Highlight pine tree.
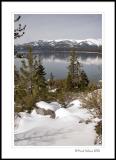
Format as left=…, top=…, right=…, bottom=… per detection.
left=67, top=49, right=81, bottom=90
left=34, top=56, right=47, bottom=100
left=14, top=65, right=20, bottom=85
left=15, top=47, right=47, bottom=112
left=20, top=47, right=34, bottom=96
left=66, top=73, right=73, bottom=91
left=49, top=72, right=54, bottom=89
left=15, top=47, right=34, bottom=111
left=14, top=65, right=21, bottom=103
left=66, top=49, right=89, bottom=91
left=79, top=70, right=89, bottom=90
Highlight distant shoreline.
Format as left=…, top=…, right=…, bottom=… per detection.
left=15, top=51, right=102, bottom=54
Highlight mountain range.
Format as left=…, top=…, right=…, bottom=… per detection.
left=15, top=39, right=102, bottom=53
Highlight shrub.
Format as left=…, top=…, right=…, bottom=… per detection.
left=82, top=89, right=102, bottom=117
left=87, top=82, right=98, bottom=92
left=95, top=121, right=102, bottom=135
left=14, top=105, right=24, bottom=113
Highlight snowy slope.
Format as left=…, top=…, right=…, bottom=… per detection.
left=86, top=38, right=102, bottom=46
left=15, top=38, right=102, bottom=53
left=37, top=39, right=102, bottom=46
left=35, top=101, right=60, bottom=111
left=14, top=100, right=99, bottom=146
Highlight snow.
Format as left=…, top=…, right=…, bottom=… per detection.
left=33, top=39, right=102, bottom=46
left=48, top=88, right=57, bottom=93
left=93, top=117, right=101, bottom=123
left=53, top=39, right=75, bottom=42
left=49, top=102, right=61, bottom=110
left=75, top=39, right=102, bottom=46
left=14, top=100, right=99, bottom=146
left=67, top=99, right=81, bottom=108
left=33, top=42, right=38, bottom=46
left=55, top=108, right=71, bottom=118
left=35, top=101, right=58, bottom=111
left=16, top=38, right=102, bottom=48
left=86, top=38, right=102, bottom=46
left=31, top=109, right=38, bottom=116
left=49, top=39, right=102, bottom=46
left=76, top=39, right=102, bottom=46
left=15, top=111, right=51, bottom=134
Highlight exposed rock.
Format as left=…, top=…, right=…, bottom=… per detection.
left=79, top=119, right=85, bottom=123
left=85, top=119, right=92, bottom=124
left=35, top=106, right=56, bottom=119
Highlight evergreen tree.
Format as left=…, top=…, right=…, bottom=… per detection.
left=66, top=73, right=73, bottom=91
left=34, top=56, right=47, bottom=100
left=66, top=49, right=89, bottom=91
left=79, top=70, right=89, bottom=90
left=49, top=72, right=54, bottom=89
left=15, top=47, right=35, bottom=111
left=67, top=49, right=81, bottom=89
left=14, top=65, right=20, bottom=85
left=20, top=47, right=34, bottom=96
left=14, top=65, right=21, bottom=103
left=15, top=47, right=47, bottom=112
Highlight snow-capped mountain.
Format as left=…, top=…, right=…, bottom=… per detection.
left=21, top=39, right=102, bottom=47
left=76, top=39, right=102, bottom=46
left=15, top=39, right=102, bottom=53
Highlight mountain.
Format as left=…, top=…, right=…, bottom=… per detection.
left=15, top=39, right=102, bottom=54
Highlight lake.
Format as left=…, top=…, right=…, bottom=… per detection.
left=15, top=51, right=102, bottom=82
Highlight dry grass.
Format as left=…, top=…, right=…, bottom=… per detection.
left=81, top=89, right=102, bottom=117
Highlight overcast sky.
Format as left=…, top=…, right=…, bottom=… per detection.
left=14, top=14, right=102, bottom=44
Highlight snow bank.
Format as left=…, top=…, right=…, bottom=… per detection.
left=55, top=108, right=71, bottom=118
left=93, top=117, right=101, bottom=123
left=67, top=100, right=81, bottom=108
left=14, top=114, right=21, bottom=130
left=67, top=106, right=93, bottom=120
left=36, top=101, right=58, bottom=111
left=49, top=102, right=61, bottom=110
left=14, top=111, right=51, bottom=134
left=14, top=99, right=99, bottom=146
left=31, top=109, right=37, bottom=116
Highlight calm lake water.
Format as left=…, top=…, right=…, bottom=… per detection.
left=15, top=52, right=102, bottom=82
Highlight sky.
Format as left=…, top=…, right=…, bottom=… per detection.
left=14, top=14, right=102, bottom=44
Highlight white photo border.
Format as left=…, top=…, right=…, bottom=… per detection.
left=2, top=1, right=115, bottom=159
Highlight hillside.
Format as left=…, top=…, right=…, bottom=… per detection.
left=15, top=39, right=102, bottom=53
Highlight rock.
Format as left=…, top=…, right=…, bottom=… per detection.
left=35, top=106, right=56, bottom=119
left=79, top=120, right=85, bottom=123
left=85, top=119, right=92, bottom=124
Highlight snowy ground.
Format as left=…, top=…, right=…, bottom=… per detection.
left=14, top=100, right=100, bottom=146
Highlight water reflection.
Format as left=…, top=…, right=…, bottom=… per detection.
left=15, top=52, right=102, bottom=82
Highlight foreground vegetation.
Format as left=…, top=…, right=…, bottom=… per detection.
left=15, top=48, right=93, bottom=112
left=14, top=48, right=102, bottom=112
